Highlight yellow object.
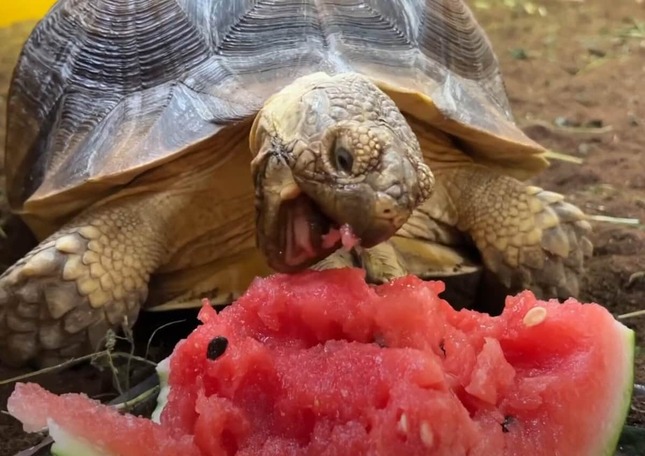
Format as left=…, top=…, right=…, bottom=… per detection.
left=0, top=0, right=57, bottom=28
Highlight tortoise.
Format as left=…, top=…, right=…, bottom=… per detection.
left=0, top=0, right=592, bottom=367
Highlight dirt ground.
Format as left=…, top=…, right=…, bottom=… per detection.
left=0, top=0, right=644, bottom=454
left=475, top=0, right=645, bottom=428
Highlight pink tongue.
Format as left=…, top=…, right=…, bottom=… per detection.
left=321, top=223, right=361, bottom=251
left=294, top=209, right=316, bottom=257
left=285, top=202, right=317, bottom=267
left=287, top=205, right=362, bottom=266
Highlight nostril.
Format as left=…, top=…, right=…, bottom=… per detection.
left=375, top=194, right=404, bottom=219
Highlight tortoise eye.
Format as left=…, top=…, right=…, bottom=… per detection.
left=333, top=146, right=354, bottom=174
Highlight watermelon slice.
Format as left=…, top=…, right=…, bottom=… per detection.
left=8, top=268, right=634, bottom=456
left=7, top=382, right=201, bottom=456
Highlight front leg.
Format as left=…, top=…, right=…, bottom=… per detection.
left=425, top=165, right=593, bottom=299
left=311, top=242, right=408, bottom=284
left=0, top=195, right=171, bottom=367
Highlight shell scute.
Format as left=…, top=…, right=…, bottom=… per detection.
left=6, top=0, right=545, bottom=222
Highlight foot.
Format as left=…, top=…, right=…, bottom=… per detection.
left=0, top=201, right=167, bottom=367
left=311, top=242, right=407, bottom=284
left=434, top=166, right=592, bottom=299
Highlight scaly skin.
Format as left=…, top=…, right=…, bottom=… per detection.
left=0, top=194, right=172, bottom=367
left=320, top=164, right=593, bottom=304
left=429, top=165, right=593, bottom=298
left=0, top=72, right=432, bottom=367
left=315, top=128, right=593, bottom=305
left=250, top=72, right=433, bottom=271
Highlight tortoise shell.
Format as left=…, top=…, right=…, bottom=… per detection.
left=5, top=0, right=547, bottom=232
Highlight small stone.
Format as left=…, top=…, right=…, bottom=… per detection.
left=554, top=116, right=572, bottom=127
left=577, top=143, right=591, bottom=155
left=583, top=119, right=604, bottom=128
left=629, top=115, right=640, bottom=127
left=587, top=47, right=606, bottom=58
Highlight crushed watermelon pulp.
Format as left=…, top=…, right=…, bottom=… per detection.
left=8, top=268, right=634, bottom=456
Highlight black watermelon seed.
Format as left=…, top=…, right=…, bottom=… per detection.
left=502, top=415, right=515, bottom=433
left=439, top=340, right=446, bottom=357
left=206, top=336, right=229, bottom=360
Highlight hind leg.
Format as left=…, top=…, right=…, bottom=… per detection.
left=0, top=196, right=170, bottom=367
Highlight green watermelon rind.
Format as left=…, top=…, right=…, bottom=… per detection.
left=602, top=321, right=635, bottom=456
left=35, top=358, right=173, bottom=456
left=151, top=356, right=171, bottom=423
left=48, top=419, right=110, bottom=456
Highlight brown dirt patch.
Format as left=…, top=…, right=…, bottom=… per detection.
left=1, top=0, right=644, bottom=454
left=476, top=0, right=645, bottom=426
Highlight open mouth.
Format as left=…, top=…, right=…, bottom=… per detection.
left=279, top=189, right=361, bottom=269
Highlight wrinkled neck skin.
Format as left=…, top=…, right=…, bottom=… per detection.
left=249, top=72, right=433, bottom=273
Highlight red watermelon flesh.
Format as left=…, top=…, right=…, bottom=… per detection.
left=8, top=268, right=633, bottom=456
left=8, top=382, right=201, bottom=456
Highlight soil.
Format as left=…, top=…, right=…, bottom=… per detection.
left=0, top=1, right=644, bottom=454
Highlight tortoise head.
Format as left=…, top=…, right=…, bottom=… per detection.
left=249, top=72, right=434, bottom=273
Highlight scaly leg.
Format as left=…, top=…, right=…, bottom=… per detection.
left=311, top=243, right=407, bottom=284
left=0, top=195, right=171, bottom=367
left=425, top=165, right=593, bottom=299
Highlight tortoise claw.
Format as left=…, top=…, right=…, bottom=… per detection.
left=0, top=227, right=147, bottom=368
left=485, top=187, right=593, bottom=300
left=311, top=241, right=408, bottom=284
